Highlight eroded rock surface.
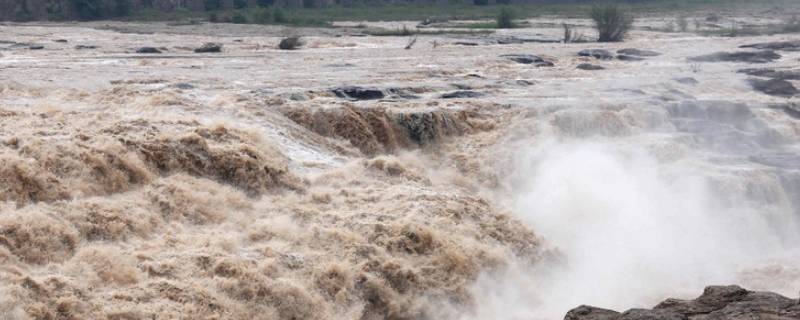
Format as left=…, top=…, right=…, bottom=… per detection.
left=565, top=285, right=800, bottom=320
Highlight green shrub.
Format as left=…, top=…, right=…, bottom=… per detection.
left=113, top=0, right=131, bottom=17
left=590, top=4, right=634, bottom=42
left=496, top=7, right=515, bottom=29
left=473, top=0, right=488, bottom=6
left=232, top=12, right=248, bottom=24
left=234, top=0, right=249, bottom=9
left=250, top=7, right=272, bottom=24
left=257, top=0, right=274, bottom=6
left=204, top=0, right=222, bottom=11
left=209, top=12, right=219, bottom=22
left=14, top=2, right=33, bottom=22
left=273, top=8, right=288, bottom=23
left=70, top=0, right=106, bottom=20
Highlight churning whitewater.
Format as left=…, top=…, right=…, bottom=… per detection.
left=1, top=6, right=800, bottom=320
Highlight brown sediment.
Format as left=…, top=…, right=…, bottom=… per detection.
left=0, top=118, right=300, bottom=207
left=280, top=103, right=482, bottom=156
left=0, top=85, right=541, bottom=319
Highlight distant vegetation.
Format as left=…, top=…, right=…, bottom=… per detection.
left=496, top=7, right=515, bottom=29
left=590, top=4, right=633, bottom=42
left=699, top=14, right=800, bottom=37
left=69, top=0, right=132, bottom=20
left=6, top=0, right=799, bottom=29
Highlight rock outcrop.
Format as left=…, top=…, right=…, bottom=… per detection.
left=332, top=86, right=386, bottom=101
left=565, top=285, right=800, bottom=320
left=739, top=68, right=800, bottom=81
left=194, top=42, right=222, bottom=53
left=741, top=41, right=800, bottom=51
left=577, top=63, right=605, bottom=70
left=502, top=54, right=555, bottom=67
left=748, top=78, right=799, bottom=97
left=579, top=49, right=614, bottom=60
left=688, top=51, right=781, bottom=63
left=617, top=48, right=661, bottom=57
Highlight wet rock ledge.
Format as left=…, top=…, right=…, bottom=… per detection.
left=565, top=285, right=800, bottom=320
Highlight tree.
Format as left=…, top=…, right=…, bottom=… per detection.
left=204, top=0, right=222, bottom=11
left=590, top=4, right=634, bottom=42
left=496, top=7, right=515, bottom=29
left=70, top=0, right=106, bottom=20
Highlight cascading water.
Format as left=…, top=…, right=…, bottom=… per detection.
left=469, top=100, right=800, bottom=319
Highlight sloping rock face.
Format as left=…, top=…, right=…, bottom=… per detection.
left=565, top=285, right=800, bottom=320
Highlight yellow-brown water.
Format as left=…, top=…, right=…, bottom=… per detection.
left=1, top=13, right=800, bottom=319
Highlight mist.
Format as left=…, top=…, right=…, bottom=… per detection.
left=465, top=103, right=800, bottom=319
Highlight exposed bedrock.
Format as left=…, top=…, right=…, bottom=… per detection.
left=741, top=41, right=800, bottom=51
left=565, top=285, right=800, bottom=320
left=688, top=51, right=781, bottom=63
left=748, top=78, right=799, bottom=97
left=578, top=49, right=615, bottom=60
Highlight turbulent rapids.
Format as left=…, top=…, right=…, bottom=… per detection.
left=1, top=7, right=800, bottom=320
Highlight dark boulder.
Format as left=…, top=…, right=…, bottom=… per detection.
left=738, top=68, right=800, bottom=81
left=453, top=41, right=479, bottom=46
left=53, top=39, right=68, bottom=43
left=29, top=45, right=44, bottom=50
left=136, top=47, right=162, bottom=54
left=565, top=285, right=800, bottom=320
left=748, top=78, right=799, bottom=97
left=174, top=83, right=195, bottom=90
left=741, top=40, right=800, bottom=51
left=565, top=305, right=620, bottom=320
left=386, top=88, right=421, bottom=99
left=617, top=54, right=646, bottom=61
left=617, top=48, right=661, bottom=57
left=688, top=51, right=781, bottom=63
left=739, top=68, right=778, bottom=77
left=618, top=309, right=686, bottom=320
left=279, top=37, right=304, bottom=50
left=194, top=42, right=222, bottom=53
left=502, top=54, right=555, bottom=67
left=332, top=86, right=385, bottom=100
left=578, top=49, right=614, bottom=60
left=577, top=63, right=605, bottom=70
left=673, top=77, right=699, bottom=85
left=496, top=37, right=525, bottom=45
left=769, top=103, right=800, bottom=119
left=440, top=90, right=484, bottom=99
left=75, top=45, right=98, bottom=50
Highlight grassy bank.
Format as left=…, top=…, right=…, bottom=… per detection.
left=123, top=0, right=796, bottom=26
